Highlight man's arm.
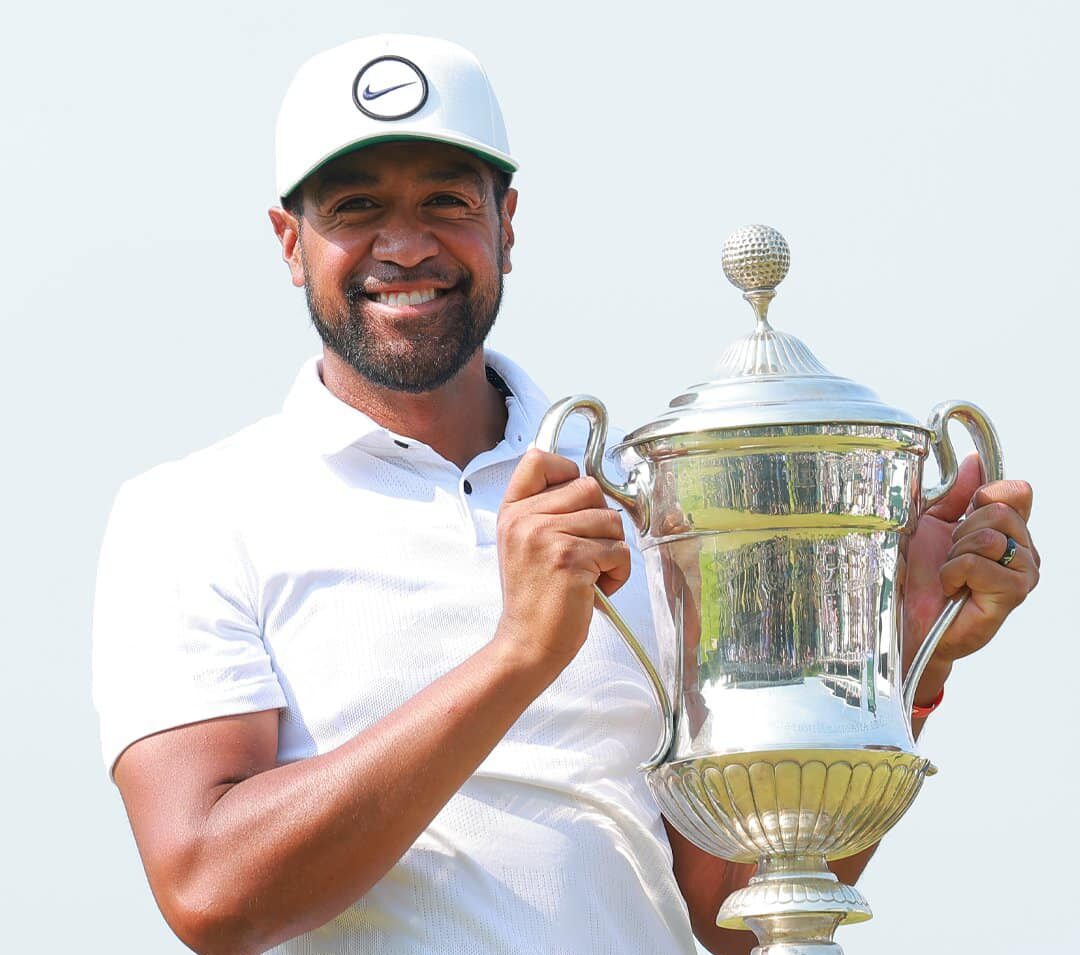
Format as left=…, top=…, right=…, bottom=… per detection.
left=114, top=450, right=631, bottom=955
left=668, top=461, right=1038, bottom=953
left=119, top=641, right=554, bottom=955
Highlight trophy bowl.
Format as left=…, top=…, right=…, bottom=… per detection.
left=534, top=225, right=1003, bottom=954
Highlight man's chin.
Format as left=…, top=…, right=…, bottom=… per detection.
left=309, top=287, right=500, bottom=394
left=334, top=341, right=484, bottom=394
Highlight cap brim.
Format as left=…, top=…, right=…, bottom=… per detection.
left=280, top=130, right=518, bottom=202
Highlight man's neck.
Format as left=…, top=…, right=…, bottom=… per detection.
left=319, top=349, right=509, bottom=470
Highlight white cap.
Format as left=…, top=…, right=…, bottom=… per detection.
left=275, top=34, right=518, bottom=201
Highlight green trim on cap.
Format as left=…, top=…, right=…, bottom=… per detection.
left=280, top=132, right=517, bottom=202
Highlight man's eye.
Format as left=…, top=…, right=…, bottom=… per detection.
left=428, top=194, right=467, bottom=207
left=337, top=197, right=377, bottom=212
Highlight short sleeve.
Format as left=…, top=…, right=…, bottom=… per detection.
left=91, top=468, right=287, bottom=780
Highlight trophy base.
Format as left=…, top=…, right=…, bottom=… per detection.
left=647, top=748, right=935, bottom=863
left=646, top=749, right=934, bottom=953
left=716, top=855, right=871, bottom=955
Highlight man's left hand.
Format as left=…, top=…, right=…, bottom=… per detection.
left=902, top=453, right=1040, bottom=705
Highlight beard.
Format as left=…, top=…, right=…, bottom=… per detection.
left=302, top=244, right=504, bottom=394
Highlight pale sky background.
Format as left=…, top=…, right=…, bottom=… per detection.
left=3, top=2, right=1077, bottom=952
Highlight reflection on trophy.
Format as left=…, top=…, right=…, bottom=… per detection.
left=534, top=225, right=1004, bottom=954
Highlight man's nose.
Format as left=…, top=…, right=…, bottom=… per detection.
left=371, top=215, right=440, bottom=268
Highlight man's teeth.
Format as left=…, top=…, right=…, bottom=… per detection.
left=375, top=289, right=440, bottom=306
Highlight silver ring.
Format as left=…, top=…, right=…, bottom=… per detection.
left=999, top=535, right=1018, bottom=567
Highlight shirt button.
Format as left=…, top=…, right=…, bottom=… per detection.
left=463, top=480, right=473, bottom=495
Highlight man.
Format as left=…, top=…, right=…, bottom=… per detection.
left=92, top=34, right=1039, bottom=955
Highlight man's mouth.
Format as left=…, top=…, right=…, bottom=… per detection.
left=366, top=287, right=448, bottom=307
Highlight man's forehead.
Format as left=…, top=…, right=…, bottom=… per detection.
left=310, top=142, right=491, bottom=196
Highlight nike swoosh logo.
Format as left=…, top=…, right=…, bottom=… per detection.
left=362, top=81, right=417, bottom=101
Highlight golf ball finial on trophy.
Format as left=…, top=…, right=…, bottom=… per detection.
left=534, top=225, right=1004, bottom=953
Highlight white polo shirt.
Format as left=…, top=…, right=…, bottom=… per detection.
left=91, top=350, right=697, bottom=955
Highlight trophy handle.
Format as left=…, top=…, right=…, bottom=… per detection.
left=533, top=396, right=673, bottom=770
left=533, top=395, right=651, bottom=532
left=903, top=401, right=1005, bottom=716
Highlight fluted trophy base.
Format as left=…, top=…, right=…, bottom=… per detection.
left=646, top=749, right=935, bottom=954
left=716, top=855, right=870, bottom=954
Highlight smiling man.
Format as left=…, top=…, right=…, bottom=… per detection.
left=297, top=146, right=511, bottom=396
left=91, top=34, right=1040, bottom=955
left=282, top=140, right=517, bottom=467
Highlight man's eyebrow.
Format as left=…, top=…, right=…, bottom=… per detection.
left=314, top=170, right=380, bottom=201
left=419, top=165, right=486, bottom=191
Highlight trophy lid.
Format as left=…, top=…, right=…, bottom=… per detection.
left=622, top=225, right=921, bottom=448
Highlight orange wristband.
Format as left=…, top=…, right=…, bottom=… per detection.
left=911, top=686, right=944, bottom=720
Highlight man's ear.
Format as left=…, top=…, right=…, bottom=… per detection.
left=500, top=187, right=518, bottom=274
left=268, top=206, right=306, bottom=287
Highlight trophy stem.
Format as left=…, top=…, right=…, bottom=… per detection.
left=742, top=288, right=776, bottom=328
left=716, top=855, right=872, bottom=955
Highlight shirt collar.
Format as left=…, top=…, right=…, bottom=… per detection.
left=281, top=349, right=552, bottom=460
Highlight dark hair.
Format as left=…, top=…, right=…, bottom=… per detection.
left=282, top=160, right=512, bottom=219
left=282, top=188, right=304, bottom=218
left=491, top=166, right=512, bottom=207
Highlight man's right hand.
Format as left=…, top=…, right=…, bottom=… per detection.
left=495, top=449, right=631, bottom=674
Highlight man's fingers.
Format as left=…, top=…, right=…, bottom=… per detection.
left=940, top=547, right=1038, bottom=601
left=971, top=478, right=1034, bottom=524
left=503, top=449, right=581, bottom=504
left=593, top=540, right=632, bottom=596
left=503, top=452, right=614, bottom=515
left=518, top=477, right=609, bottom=516
left=947, top=528, right=1038, bottom=584
left=950, top=477, right=1038, bottom=568
left=935, top=543, right=1038, bottom=661
left=547, top=509, right=626, bottom=541
left=952, top=501, right=1033, bottom=552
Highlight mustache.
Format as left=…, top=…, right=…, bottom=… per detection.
left=345, top=267, right=466, bottom=304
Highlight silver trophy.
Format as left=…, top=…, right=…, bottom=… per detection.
left=534, top=225, right=1003, bottom=954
